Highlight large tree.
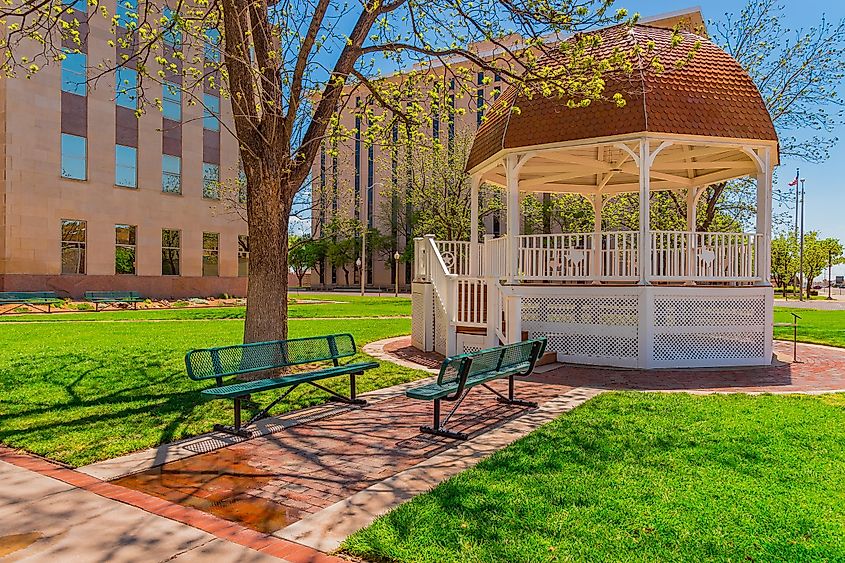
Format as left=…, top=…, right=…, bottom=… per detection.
left=704, top=0, right=845, bottom=231
left=0, top=0, right=676, bottom=343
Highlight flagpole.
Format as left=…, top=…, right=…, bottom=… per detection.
left=799, top=178, right=806, bottom=301
left=793, top=168, right=800, bottom=239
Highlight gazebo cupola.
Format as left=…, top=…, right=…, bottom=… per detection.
left=412, top=23, right=779, bottom=370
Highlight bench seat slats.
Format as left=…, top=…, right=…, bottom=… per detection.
left=84, top=291, right=143, bottom=302
left=0, top=291, right=61, bottom=304
left=201, top=361, right=379, bottom=398
left=406, top=363, right=530, bottom=400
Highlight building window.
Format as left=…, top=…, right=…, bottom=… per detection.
left=202, top=162, right=219, bottom=199
left=61, top=133, right=87, bottom=180
left=204, top=28, right=221, bottom=62
left=161, top=229, right=180, bottom=275
left=115, top=224, right=137, bottom=274
left=237, top=165, right=247, bottom=204
left=162, top=154, right=181, bottom=194
left=65, top=0, right=87, bottom=12
left=161, top=7, right=182, bottom=48
left=116, top=0, right=137, bottom=26
left=115, top=67, right=138, bottom=109
left=115, top=145, right=137, bottom=188
left=238, top=235, right=249, bottom=277
left=203, top=93, right=220, bottom=131
left=476, top=88, right=484, bottom=127
left=162, top=81, right=181, bottom=121
left=61, top=51, right=87, bottom=96
left=61, top=219, right=86, bottom=274
left=203, top=232, right=219, bottom=276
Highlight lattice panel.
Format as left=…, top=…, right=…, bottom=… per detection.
left=653, top=296, right=766, bottom=327
left=457, top=333, right=487, bottom=355
left=521, top=296, right=639, bottom=326
left=540, top=332, right=639, bottom=359
left=653, top=332, right=765, bottom=362
left=411, top=289, right=427, bottom=350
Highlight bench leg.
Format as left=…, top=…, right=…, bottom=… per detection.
left=486, top=376, right=538, bottom=408
left=420, top=398, right=469, bottom=440
left=309, top=379, right=367, bottom=406
left=213, top=397, right=252, bottom=438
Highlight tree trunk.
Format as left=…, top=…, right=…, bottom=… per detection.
left=243, top=164, right=290, bottom=345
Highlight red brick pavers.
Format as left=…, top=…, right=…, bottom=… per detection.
left=0, top=446, right=344, bottom=562
left=114, top=377, right=571, bottom=532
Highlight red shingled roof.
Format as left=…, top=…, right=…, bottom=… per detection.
left=467, top=25, right=778, bottom=171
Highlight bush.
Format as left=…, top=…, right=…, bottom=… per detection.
left=172, top=300, right=190, bottom=308
left=73, top=303, right=94, bottom=311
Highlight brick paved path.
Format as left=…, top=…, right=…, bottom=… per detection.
left=115, top=377, right=571, bottom=534
left=110, top=337, right=845, bottom=545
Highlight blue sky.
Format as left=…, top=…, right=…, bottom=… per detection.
left=628, top=1, right=845, bottom=277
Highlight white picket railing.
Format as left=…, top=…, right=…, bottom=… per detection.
left=484, top=235, right=509, bottom=280
left=650, top=231, right=690, bottom=280
left=601, top=231, right=639, bottom=281
left=455, top=277, right=487, bottom=326
left=694, top=232, right=759, bottom=281
left=518, top=233, right=593, bottom=280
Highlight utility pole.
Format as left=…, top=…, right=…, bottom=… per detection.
left=799, top=178, right=805, bottom=301
left=829, top=248, right=834, bottom=300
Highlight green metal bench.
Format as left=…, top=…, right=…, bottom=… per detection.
left=0, top=291, right=61, bottom=314
left=185, top=333, right=378, bottom=437
left=406, top=338, right=547, bottom=440
left=84, top=290, right=144, bottom=311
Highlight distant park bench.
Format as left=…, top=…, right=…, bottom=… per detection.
left=0, top=291, right=61, bottom=314
left=84, top=291, right=144, bottom=311
left=185, top=333, right=378, bottom=437
left=406, top=338, right=547, bottom=440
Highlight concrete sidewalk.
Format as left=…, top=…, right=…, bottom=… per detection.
left=0, top=460, right=284, bottom=562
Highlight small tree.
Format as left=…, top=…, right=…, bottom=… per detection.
left=771, top=233, right=799, bottom=298
left=288, top=236, right=319, bottom=288
left=801, top=233, right=845, bottom=298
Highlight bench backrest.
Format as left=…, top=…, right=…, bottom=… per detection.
left=185, top=333, right=358, bottom=381
left=84, top=291, right=141, bottom=299
left=0, top=291, right=59, bottom=300
left=436, top=338, right=547, bottom=388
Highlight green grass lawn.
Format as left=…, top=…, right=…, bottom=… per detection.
left=0, top=316, right=422, bottom=467
left=774, top=307, right=845, bottom=348
left=345, top=392, right=845, bottom=562
left=0, top=294, right=411, bottom=322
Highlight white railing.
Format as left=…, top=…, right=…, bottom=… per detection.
left=455, top=277, right=487, bottom=326
left=601, top=231, right=639, bottom=280
left=413, top=237, right=430, bottom=282
left=650, top=231, right=690, bottom=280
left=694, top=232, right=759, bottom=281
left=435, top=241, right=472, bottom=276
left=518, top=233, right=593, bottom=280
left=484, top=235, right=509, bottom=279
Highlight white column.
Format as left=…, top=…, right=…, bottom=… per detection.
left=469, top=175, right=481, bottom=276
left=505, top=155, right=520, bottom=284
left=591, top=194, right=602, bottom=284
left=686, top=187, right=699, bottom=283
left=638, top=139, right=651, bottom=285
left=756, top=148, right=773, bottom=285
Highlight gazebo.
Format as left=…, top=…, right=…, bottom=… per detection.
left=411, top=24, right=778, bottom=369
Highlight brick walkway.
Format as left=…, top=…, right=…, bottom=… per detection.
left=114, top=377, right=571, bottom=534
left=99, top=337, right=845, bottom=552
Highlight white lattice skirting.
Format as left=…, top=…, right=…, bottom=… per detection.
left=519, top=286, right=773, bottom=369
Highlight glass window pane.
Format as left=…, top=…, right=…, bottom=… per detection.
left=203, top=94, right=220, bottom=131
left=162, top=229, right=180, bottom=276
left=115, top=67, right=138, bottom=108
left=66, top=0, right=87, bottom=12
left=162, top=81, right=181, bottom=121
left=202, top=163, right=219, bottom=199
left=116, top=0, right=137, bottom=26
left=162, top=7, right=182, bottom=48
left=161, top=154, right=181, bottom=194
left=115, top=224, right=137, bottom=275
left=202, top=232, right=219, bottom=277
left=61, top=220, right=86, bottom=274
left=115, top=145, right=137, bottom=187
left=204, top=28, right=221, bottom=62
left=238, top=235, right=249, bottom=277
left=61, top=52, right=86, bottom=96
left=61, top=134, right=87, bottom=180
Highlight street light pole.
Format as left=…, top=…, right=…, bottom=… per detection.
left=829, top=249, right=834, bottom=300
left=360, top=227, right=366, bottom=297
left=394, top=251, right=401, bottom=297
left=799, top=178, right=805, bottom=301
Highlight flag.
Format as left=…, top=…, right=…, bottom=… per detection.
left=788, top=178, right=798, bottom=186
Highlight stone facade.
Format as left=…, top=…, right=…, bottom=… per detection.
left=0, top=11, right=247, bottom=299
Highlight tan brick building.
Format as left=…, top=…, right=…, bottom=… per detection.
left=309, top=9, right=703, bottom=291
left=0, top=2, right=247, bottom=298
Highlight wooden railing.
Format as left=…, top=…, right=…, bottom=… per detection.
left=601, top=232, right=639, bottom=281
left=518, top=233, right=593, bottom=280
